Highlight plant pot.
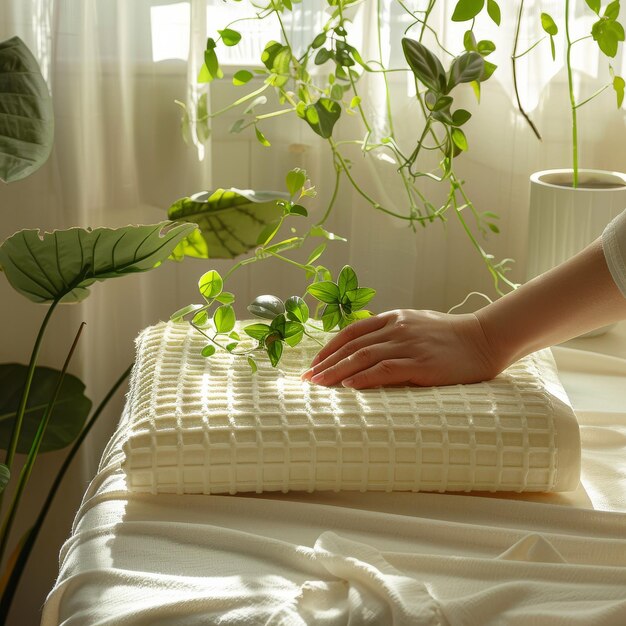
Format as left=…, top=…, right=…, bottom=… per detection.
left=527, top=169, right=626, bottom=337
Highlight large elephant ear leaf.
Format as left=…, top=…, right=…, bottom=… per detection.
left=0, top=221, right=196, bottom=303
left=0, top=37, right=54, bottom=183
left=168, top=188, right=287, bottom=259
left=0, top=364, right=92, bottom=454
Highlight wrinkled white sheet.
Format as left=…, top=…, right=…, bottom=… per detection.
left=41, top=348, right=626, bottom=626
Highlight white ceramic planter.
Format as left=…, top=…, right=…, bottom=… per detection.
left=527, top=169, right=626, bottom=336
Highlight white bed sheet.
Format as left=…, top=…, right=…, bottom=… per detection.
left=41, top=347, right=626, bottom=626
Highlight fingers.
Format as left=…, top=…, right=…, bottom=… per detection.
left=306, top=342, right=403, bottom=386
left=308, top=313, right=388, bottom=368
left=342, top=359, right=416, bottom=389
left=302, top=327, right=390, bottom=381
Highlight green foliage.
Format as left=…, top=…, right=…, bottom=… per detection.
left=176, top=1, right=519, bottom=295
left=0, top=364, right=91, bottom=454
left=168, top=188, right=288, bottom=259
left=0, top=37, right=54, bottom=183
left=0, top=221, right=196, bottom=304
left=170, top=168, right=375, bottom=369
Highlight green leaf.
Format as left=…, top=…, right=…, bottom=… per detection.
left=477, top=40, right=496, bottom=56
left=233, top=69, right=253, bottom=86
left=204, top=46, right=221, bottom=82
left=192, top=309, right=209, bottom=327
left=487, top=0, right=501, bottom=25
left=350, top=96, right=362, bottom=108
left=270, top=314, right=287, bottom=338
left=541, top=13, right=558, bottom=36
left=307, top=281, right=340, bottom=304
left=216, top=291, right=235, bottom=305
left=0, top=464, right=9, bottom=493
left=321, top=303, right=342, bottom=331
left=265, top=337, right=284, bottom=367
left=481, top=60, right=498, bottom=81
left=463, top=30, right=477, bottom=52
left=256, top=219, right=281, bottom=246
left=315, top=48, right=332, bottom=65
left=247, top=356, right=258, bottom=374
left=307, top=243, right=327, bottom=264
left=451, top=128, right=468, bottom=151
left=346, top=287, right=376, bottom=309
left=311, top=33, right=327, bottom=49
left=198, top=269, right=223, bottom=300
left=248, top=295, right=285, bottom=319
left=255, top=126, right=271, bottom=147
left=401, top=38, right=447, bottom=93
left=195, top=92, right=210, bottom=144
left=605, top=1, right=620, bottom=20
left=213, top=304, right=236, bottom=333
left=550, top=35, right=556, bottom=61
left=289, top=204, right=308, bottom=217
left=309, top=225, right=347, bottom=241
left=243, top=323, right=271, bottom=340
left=171, top=303, right=204, bottom=322
left=592, top=18, right=625, bottom=57
left=346, top=310, right=373, bottom=323
left=0, top=222, right=196, bottom=304
left=286, top=168, right=307, bottom=197
left=219, top=28, right=241, bottom=46
left=0, top=37, right=54, bottom=183
left=452, top=109, right=472, bottom=126
left=201, top=345, right=216, bottom=357
left=448, top=52, right=484, bottom=90
left=451, top=0, right=485, bottom=22
left=586, top=0, right=601, bottom=15
left=425, top=92, right=453, bottom=111
left=167, top=188, right=287, bottom=259
left=338, top=265, right=358, bottom=296
left=285, top=295, right=309, bottom=323
left=613, top=74, right=625, bottom=106
left=298, top=98, right=341, bottom=138
left=0, top=364, right=91, bottom=453
left=487, top=222, right=500, bottom=233
left=226, top=342, right=238, bottom=352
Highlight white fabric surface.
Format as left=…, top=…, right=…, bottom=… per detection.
left=41, top=347, right=626, bottom=626
left=603, top=208, right=626, bottom=299
left=122, top=322, right=580, bottom=495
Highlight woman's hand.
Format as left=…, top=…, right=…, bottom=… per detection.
left=301, top=309, right=502, bottom=389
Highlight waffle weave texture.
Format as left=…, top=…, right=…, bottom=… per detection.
left=121, top=322, right=581, bottom=495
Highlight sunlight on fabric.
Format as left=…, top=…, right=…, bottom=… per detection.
left=150, top=2, right=190, bottom=62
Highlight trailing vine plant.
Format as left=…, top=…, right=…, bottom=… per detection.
left=177, top=0, right=518, bottom=296
left=511, top=0, right=625, bottom=187
left=170, top=168, right=376, bottom=370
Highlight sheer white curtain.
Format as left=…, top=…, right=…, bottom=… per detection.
left=1, top=0, right=626, bottom=623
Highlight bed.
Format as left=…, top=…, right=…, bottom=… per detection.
left=41, top=327, right=626, bottom=625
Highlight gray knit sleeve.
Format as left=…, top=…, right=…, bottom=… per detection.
left=602, top=209, right=626, bottom=299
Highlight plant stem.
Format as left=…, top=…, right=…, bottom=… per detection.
left=0, top=364, right=133, bottom=621
left=316, top=166, right=341, bottom=226
left=1, top=300, right=59, bottom=514
left=565, top=0, right=579, bottom=187
left=574, top=83, right=610, bottom=109
left=511, top=0, right=542, bottom=140
left=209, top=83, right=270, bottom=118
left=0, top=322, right=85, bottom=566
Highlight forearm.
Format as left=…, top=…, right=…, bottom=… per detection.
left=476, top=238, right=626, bottom=368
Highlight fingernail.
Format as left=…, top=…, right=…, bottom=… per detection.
left=301, top=369, right=313, bottom=380
left=310, top=372, right=325, bottom=384
left=341, top=378, right=354, bottom=388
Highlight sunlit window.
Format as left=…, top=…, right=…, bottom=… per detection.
left=150, top=3, right=190, bottom=62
